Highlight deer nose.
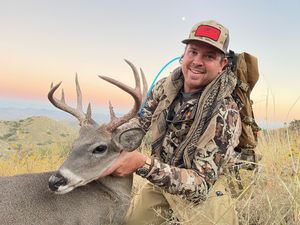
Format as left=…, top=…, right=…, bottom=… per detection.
left=48, top=173, right=68, bottom=191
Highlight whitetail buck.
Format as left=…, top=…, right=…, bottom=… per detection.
left=0, top=60, right=147, bottom=225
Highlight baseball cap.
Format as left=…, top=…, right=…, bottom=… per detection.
left=182, top=20, right=229, bottom=54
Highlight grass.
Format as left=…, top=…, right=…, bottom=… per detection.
left=234, top=128, right=300, bottom=225
left=0, top=143, right=70, bottom=176
left=0, top=128, right=299, bottom=224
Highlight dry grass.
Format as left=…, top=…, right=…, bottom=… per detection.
left=234, top=128, right=300, bottom=225
left=0, top=128, right=299, bottom=224
left=0, top=143, right=69, bottom=176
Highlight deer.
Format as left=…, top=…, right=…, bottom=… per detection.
left=0, top=60, right=148, bottom=225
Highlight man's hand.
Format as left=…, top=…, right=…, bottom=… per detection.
left=101, top=150, right=147, bottom=177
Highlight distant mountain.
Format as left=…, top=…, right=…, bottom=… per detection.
left=0, top=107, right=110, bottom=124
left=0, top=116, right=78, bottom=157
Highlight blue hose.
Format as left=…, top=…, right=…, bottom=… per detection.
left=139, top=56, right=180, bottom=117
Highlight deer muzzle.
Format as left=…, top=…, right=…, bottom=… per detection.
left=48, top=173, right=68, bottom=192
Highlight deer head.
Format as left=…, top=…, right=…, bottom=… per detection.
left=48, top=60, right=147, bottom=194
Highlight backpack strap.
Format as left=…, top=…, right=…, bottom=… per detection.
left=227, top=50, right=238, bottom=72
left=237, top=80, right=249, bottom=92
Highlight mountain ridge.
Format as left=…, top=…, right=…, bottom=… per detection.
left=0, top=116, right=78, bottom=157
left=0, top=107, right=110, bottom=123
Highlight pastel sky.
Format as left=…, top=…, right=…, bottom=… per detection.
left=0, top=0, right=299, bottom=128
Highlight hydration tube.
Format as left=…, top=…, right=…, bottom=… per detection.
left=139, top=56, right=181, bottom=117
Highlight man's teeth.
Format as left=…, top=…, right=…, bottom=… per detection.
left=189, top=68, right=204, bottom=74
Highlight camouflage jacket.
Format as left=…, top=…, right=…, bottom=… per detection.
left=137, top=67, right=241, bottom=204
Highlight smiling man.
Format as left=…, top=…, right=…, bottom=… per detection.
left=103, top=20, right=241, bottom=225
left=181, top=40, right=228, bottom=92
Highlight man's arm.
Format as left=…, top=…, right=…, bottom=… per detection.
left=143, top=96, right=241, bottom=204
left=101, top=78, right=167, bottom=177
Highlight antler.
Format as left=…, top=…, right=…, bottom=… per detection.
left=48, top=74, right=94, bottom=125
left=99, top=59, right=148, bottom=132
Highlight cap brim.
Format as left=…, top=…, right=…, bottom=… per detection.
left=181, top=38, right=226, bottom=54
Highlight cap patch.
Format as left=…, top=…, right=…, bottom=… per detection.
left=195, top=25, right=221, bottom=41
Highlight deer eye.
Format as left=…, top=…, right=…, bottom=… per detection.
left=92, top=145, right=107, bottom=154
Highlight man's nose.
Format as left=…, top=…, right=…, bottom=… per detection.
left=192, top=55, right=204, bottom=66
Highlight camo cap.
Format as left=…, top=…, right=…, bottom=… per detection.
left=182, top=20, right=229, bottom=54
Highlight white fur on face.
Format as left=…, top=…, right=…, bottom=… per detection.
left=54, top=153, right=119, bottom=194
left=55, top=168, right=84, bottom=194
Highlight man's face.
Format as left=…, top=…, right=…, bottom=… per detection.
left=181, top=41, right=228, bottom=93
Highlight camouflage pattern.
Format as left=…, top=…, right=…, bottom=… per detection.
left=138, top=78, right=167, bottom=133
left=160, top=90, right=203, bottom=164
left=137, top=70, right=241, bottom=204
left=182, top=20, right=229, bottom=54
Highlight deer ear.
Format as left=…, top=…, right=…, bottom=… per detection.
left=117, top=127, right=145, bottom=151
left=112, top=120, right=145, bottom=151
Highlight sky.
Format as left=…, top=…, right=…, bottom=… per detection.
left=0, top=0, right=299, bottom=128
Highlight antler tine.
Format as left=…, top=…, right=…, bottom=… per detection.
left=48, top=80, right=86, bottom=124
left=98, top=60, right=147, bottom=132
left=86, top=103, right=92, bottom=122
left=124, top=59, right=141, bottom=91
left=108, top=101, right=117, bottom=122
left=75, top=73, right=83, bottom=112
left=61, top=89, right=66, bottom=103
left=140, top=68, right=148, bottom=99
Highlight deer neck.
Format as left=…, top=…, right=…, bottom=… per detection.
left=98, top=174, right=133, bottom=198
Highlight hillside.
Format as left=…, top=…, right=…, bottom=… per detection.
left=0, top=116, right=78, bottom=157
left=0, top=107, right=110, bottom=123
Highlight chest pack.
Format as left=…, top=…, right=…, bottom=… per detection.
left=227, top=51, right=261, bottom=169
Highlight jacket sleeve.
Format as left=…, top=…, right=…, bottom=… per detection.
left=144, top=96, right=242, bottom=204
left=137, top=77, right=167, bottom=132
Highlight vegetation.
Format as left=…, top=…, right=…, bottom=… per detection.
left=289, top=119, right=300, bottom=133
left=0, top=116, right=77, bottom=175
left=0, top=117, right=299, bottom=224
left=0, top=143, right=70, bottom=176
left=235, top=128, right=300, bottom=225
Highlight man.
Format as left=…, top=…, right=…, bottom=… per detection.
left=103, top=20, right=241, bottom=225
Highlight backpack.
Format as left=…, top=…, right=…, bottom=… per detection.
left=227, top=51, right=261, bottom=170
